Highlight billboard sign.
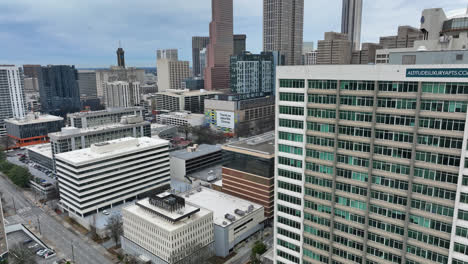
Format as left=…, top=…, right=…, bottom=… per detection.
left=216, top=111, right=235, bottom=129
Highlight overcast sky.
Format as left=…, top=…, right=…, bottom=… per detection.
left=0, top=0, right=466, bottom=68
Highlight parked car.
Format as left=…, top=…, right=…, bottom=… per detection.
left=44, top=250, right=56, bottom=259
left=28, top=243, right=39, bottom=249
left=36, top=249, right=47, bottom=256
left=102, top=210, right=110, bottom=215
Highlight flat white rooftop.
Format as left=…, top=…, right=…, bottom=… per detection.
left=26, top=143, right=53, bottom=158
left=67, top=107, right=143, bottom=118
left=55, top=137, right=168, bottom=165
left=170, top=144, right=221, bottom=161
left=49, top=121, right=149, bottom=138
left=183, top=187, right=262, bottom=227
left=5, top=114, right=63, bottom=125
left=124, top=197, right=211, bottom=232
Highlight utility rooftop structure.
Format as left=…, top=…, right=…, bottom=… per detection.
left=5, top=114, right=64, bottom=148
left=170, top=144, right=223, bottom=181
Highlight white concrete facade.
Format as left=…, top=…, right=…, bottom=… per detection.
left=55, top=137, right=170, bottom=217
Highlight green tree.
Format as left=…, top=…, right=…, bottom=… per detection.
left=191, top=126, right=226, bottom=145
left=7, top=166, right=31, bottom=188
left=106, top=214, right=123, bottom=246
left=250, top=241, right=267, bottom=264
left=0, top=160, right=13, bottom=173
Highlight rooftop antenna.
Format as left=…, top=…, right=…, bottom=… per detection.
left=118, top=40, right=122, bottom=49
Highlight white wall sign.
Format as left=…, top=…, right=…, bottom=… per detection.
left=216, top=111, right=235, bottom=129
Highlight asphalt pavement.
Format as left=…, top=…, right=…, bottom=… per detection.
left=0, top=174, right=113, bottom=264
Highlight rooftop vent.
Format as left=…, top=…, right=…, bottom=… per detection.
left=234, top=209, right=245, bottom=216
left=225, top=214, right=236, bottom=222
left=248, top=205, right=254, bottom=212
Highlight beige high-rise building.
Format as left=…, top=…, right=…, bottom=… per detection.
left=96, top=67, right=145, bottom=99
left=317, top=32, right=352, bottom=64
left=156, top=49, right=178, bottom=61
left=379, top=25, right=424, bottom=49
left=157, top=60, right=190, bottom=92
left=104, top=81, right=141, bottom=108
left=263, top=0, right=304, bottom=66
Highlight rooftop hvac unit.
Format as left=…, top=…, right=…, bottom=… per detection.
left=225, top=214, right=236, bottom=222
left=234, top=209, right=245, bottom=216
left=248, top=205, right=254, bottom=212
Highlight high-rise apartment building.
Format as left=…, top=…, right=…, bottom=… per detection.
left=104, top=81, right=141, bottom=108
left=192, top=37, right=210, bottom=77
left=200, top=48, right=207, bottom=79
left=263, top=0, right=304, bottom=65
left=303, top=51, right=317, bottom=65
left=204, top=0, right=233, bottom=91
left=341, top=0, right=363, bottom=51
left=317, top=32, right=352, bottom=64
left=39, top=65, right=81, bottom=115
left=274, top=64, right=468, bottom=264
left=153, top=89, right=221, bottom=114
left=77, top=70, right=98, bottom=99
left=230, top=52, right=274, bottom=97
left=233, top=34, right=247, bottom=56
left=0, top=66, right=27, bottom=136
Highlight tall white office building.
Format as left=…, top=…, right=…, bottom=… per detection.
left=0, top=65, right=26, bottom=136
left=56, top=137, right=170, bottom=218
left=274, top=64, right=468, bottom=264
left=341, top=0, right=362, bottom=51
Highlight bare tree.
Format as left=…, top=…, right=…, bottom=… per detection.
left=8, top=244, right=36, bottom=264
left=106, top=214, right=123, bottom=246
left=0, top=136, right=16, bottom=151
left=90, top=214, right=98, bottom=240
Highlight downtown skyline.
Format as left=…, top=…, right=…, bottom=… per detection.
left=0, top=0, right=466, bottom=68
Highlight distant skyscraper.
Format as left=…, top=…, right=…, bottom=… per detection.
left=204, top=0, right=233, bottom=91
left=192, top=37, right=210, bottom=77
left=233, top=34, right=247, bottom=56
left=0, top=65, right=27, bottom=136
left=39, top=65, right=81, bottom=115
left=104, top=81, right=141, bottom=108
left=263, top=0, right=304, bottom=65
left=199, top=48, right=207, bottom=79
left=77, top=70, right=98, bottom=99
left=156, top=49, right=178, bottom=61
left=117, top=43, right=125, bottom=68
left=317, top=32, right=352, bottom=64
left=341, top=0, right=363, bottom=51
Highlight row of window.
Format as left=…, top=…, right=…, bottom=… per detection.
left=337, top=154, right=369, bottom=168
left=279, top=106, right=304, bottom=116
left=335, top=208, right=366, bottom=224
left=374, top=145, right=412, bottom=159
left=333, top=234, right=364, bottom=251
left=304, top=236, right=330, bottom=252
left=304, top=224, right=331, bottom=239
left=372, top=175, right=409, bottom=190
left=334, top=221, right=365, bottom=238
left=305, top=189, right=332, bottom=201
left=303, top=248, right=328, bottom=264
left=305, top=175, right=332, bottom=188
left=370, top=204, right=406, bottom=221
left=408, top=229, right=450, bottom=249
left=368, top=232, right=403, bottom=250
left=371, top=190, right=407, bottom=206
left=378, top=98, right=416, bottom=109
left=338, top=140, right=370, bottom=152
left=278, top=118, right=304, bottom=129
left=333, top=247, right=363, bottom=264
left=417, top=135, right=462, bottom=149
left=278, top=181, right=302, bottom=193
left=339, top=125, right=372, bottom=138
left=340, top=110, right=373, bottom=122
left=277, top=216, right=301, bottom=230
left=412, top=183, right=456, bottom=200
left=414, top=167, right=458, bottom=184
left=409, top=214, right=452, bottom=233
left=406, top=244, right=448, bottom=264
left=279, top=92, right=304, bottom=102
left=304, top=212, right=330, bottom=227
left=306, top=163, right=333, bottom=175
left=307, top=135, right=335, bottom=147
left=279, top=79, right=305, bottom=88
left=421, top=100, right=467, bottom=113
left=277, top=249, right=299, bottom=264
left=373, top=160, right=410, bottom=175
left=340, top=96, right=373, bottom=106
left=305, top=200, right=332, bottom=215
left=422, top=82, right=468, bottom=95
left=277, top=192, right=301, bottom=205
left=336, top=182, right=367, bottom=196
left=308, top=108, right=336, bottom=119
left=336, top=168, right=368, bottom=182
left=278, top=169, right=302, bottom=181
left=277, top=204, right=301, bottom=217
left=277, top=239, right=300, bottom=253
left=369, top=218, right=404, bottom=236
left=278, top=144, right=303, bottom=155
left=335, top=195, right=367, bottom=210
left=376, top=114, right=415, bottom=126
left=278, top=156, right=302, bottom=168
left=278, top=131, right=303, bottom=142
left=307, top=122, right=335, bottom=133
left=376, top=129, right=413, bottom=143
left=308, top=94, right=336, bottom=104
left=411, top=199, right=454, bottom=217
left=415, top=151, right=460, bottom=167
left=367, top=245, right=402, bottom=264
left=306, top=149, right=334, bottom=161
left=419, top=117, right=465, bottom=131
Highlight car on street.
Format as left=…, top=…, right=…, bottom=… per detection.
left=103, top=210, right=110, bottom=215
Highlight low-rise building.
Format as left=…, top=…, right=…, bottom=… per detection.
left=122, top=192, right=214, bottom=264
left=222, top=132, right=275, bottom=218
left=67, top=107, right=144, bottom=128
left=151, top=124, right=178, bottom=139
left=155, top=112, right=205, bottom=127
left=55, top=137, right=170, bottom=219
left=153, top=89, right=221, bottom=114
left=50, top=115, right=150, bottom=155
left=26, top=143, right=54, bottom=170
left=170, top=144, right=223, bottom=182
left=5, top=114, right=64, bottom=148
left=205, top=95, right=275, bottom=137
left=183, top=187, right=264, bottom=257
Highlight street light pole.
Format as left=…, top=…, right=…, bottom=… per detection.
left=36, top=215, right=41, bottom=235
left=71, top=242, right=75, bottom=263
left=12, top=197, right=16, bottom=214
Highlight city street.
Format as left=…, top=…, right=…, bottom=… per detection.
left=0, top=174, right=113, bottom=264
